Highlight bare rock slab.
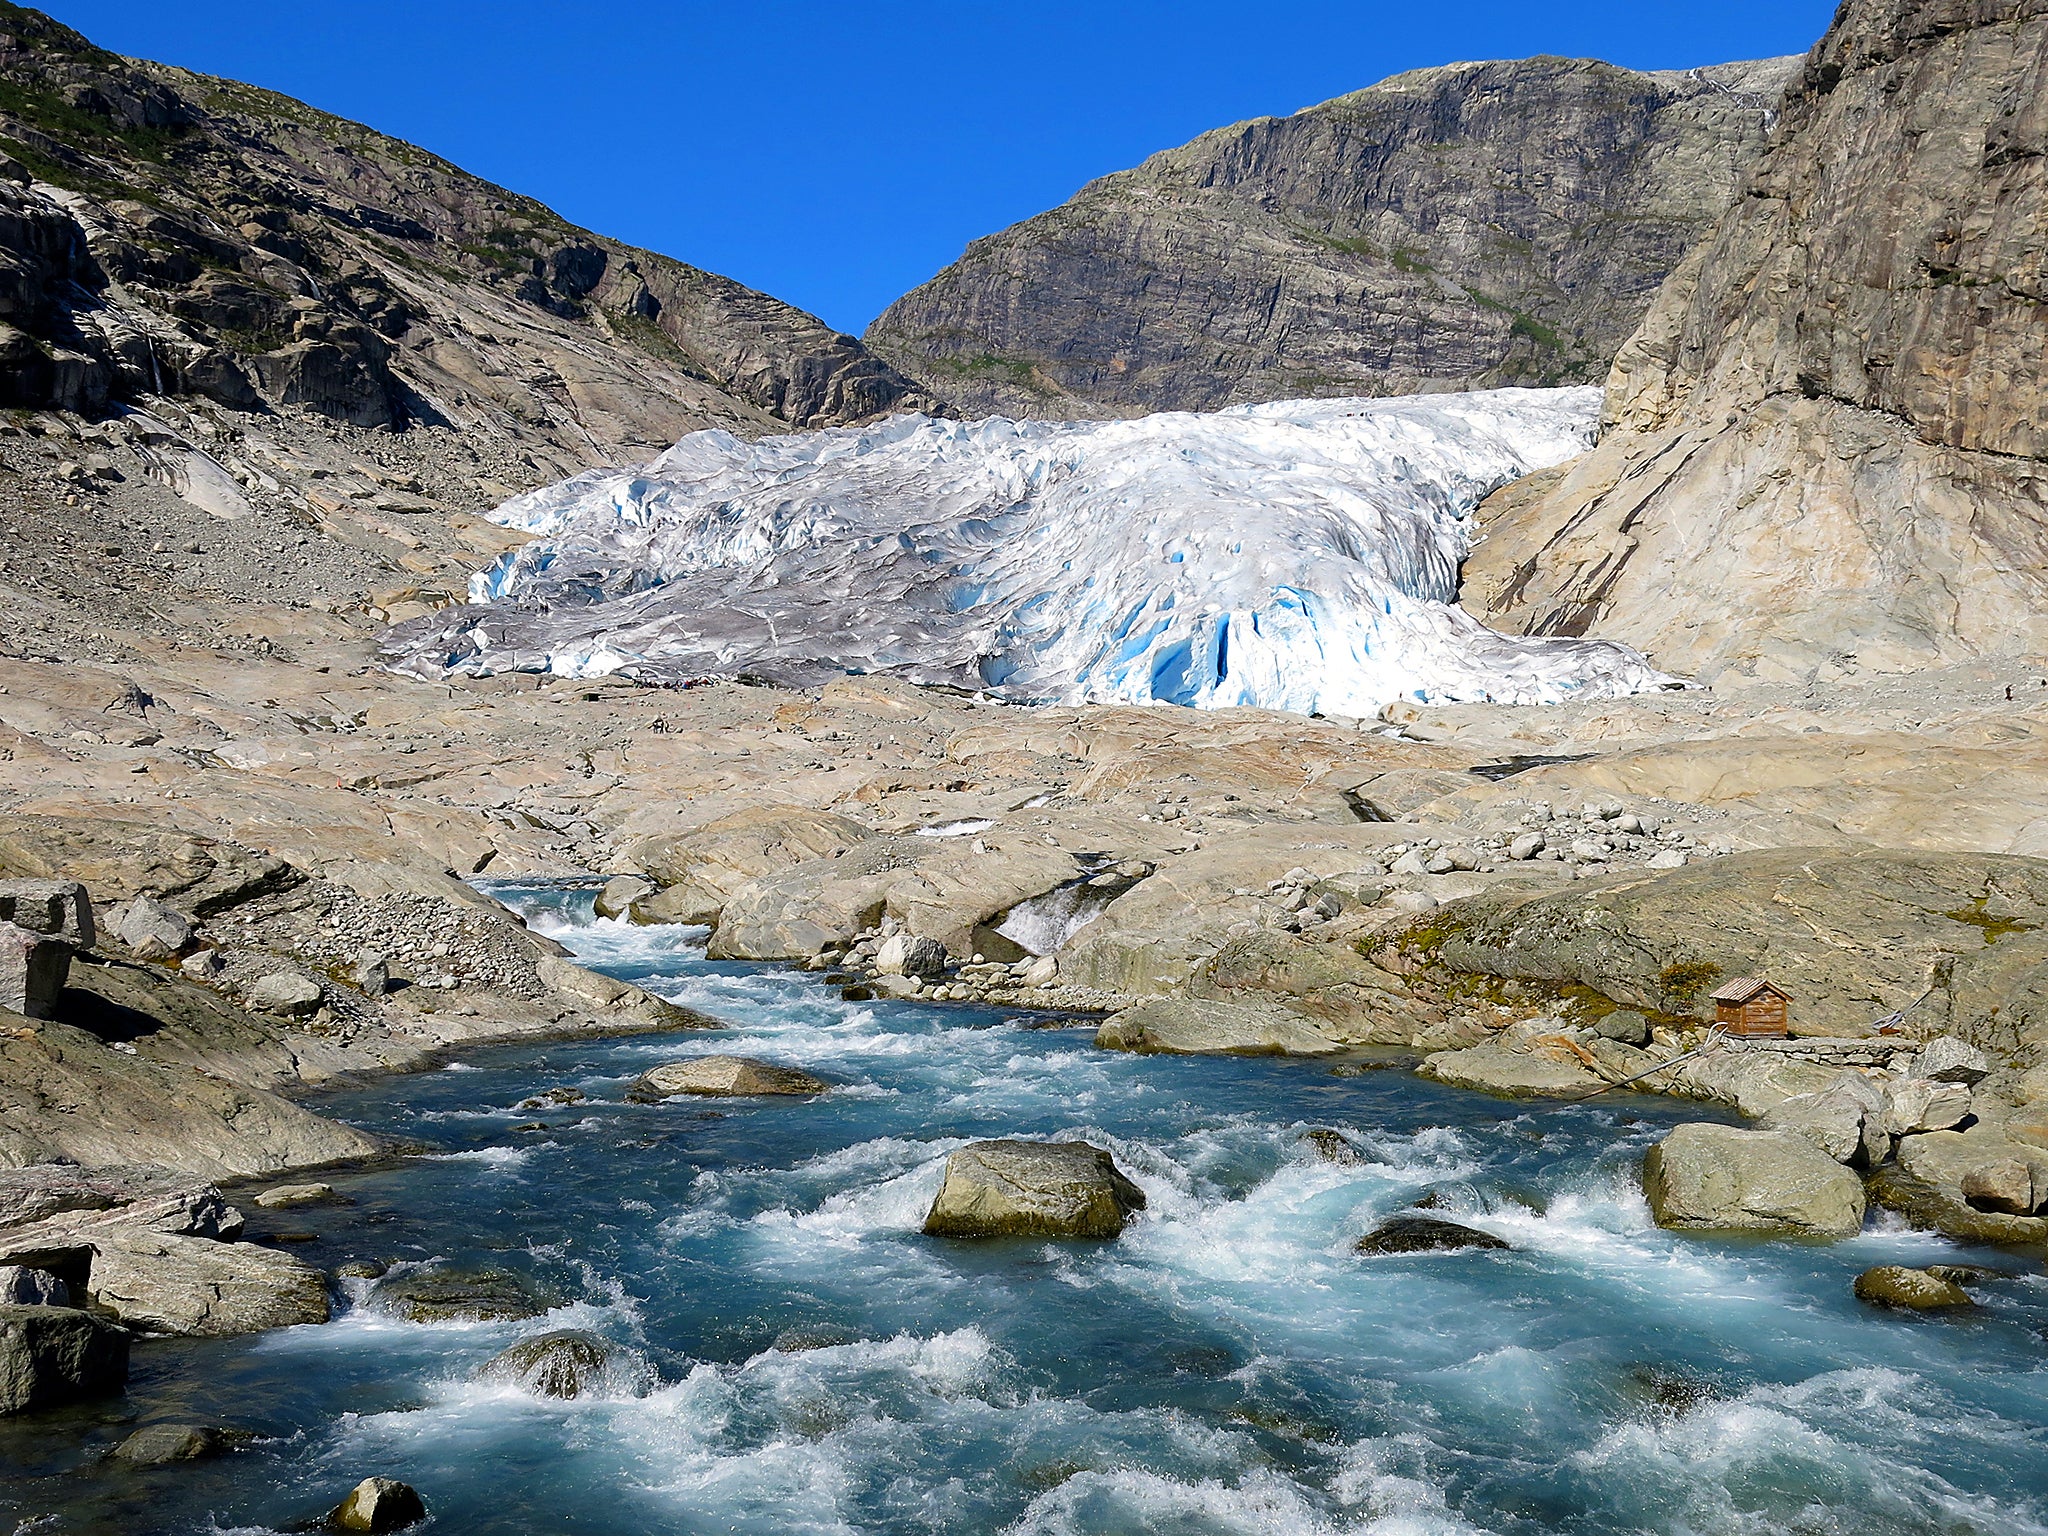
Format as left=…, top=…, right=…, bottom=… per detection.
left=0, top=1303, right=128, bottom=1414
left=633, top=1056, right=826, bottom=1098
left=1418, top=1040, right=1602, bottom=1098
left=923, top=1139, right=1146, bottom=1239
left=1643, top=1123, right=1867, bottom=1237
left=84, top=1231, right=330, bottom=1336
left=1096, top=997, right=1340, bottom=1057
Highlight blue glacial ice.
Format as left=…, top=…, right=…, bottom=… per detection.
left=382, top=385, right=1678, bottom=716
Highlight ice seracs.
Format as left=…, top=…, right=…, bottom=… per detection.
left=385, top=386, right=1678, bottom=716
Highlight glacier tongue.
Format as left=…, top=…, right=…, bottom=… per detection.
left=383, top=385, right=1679, bottom=715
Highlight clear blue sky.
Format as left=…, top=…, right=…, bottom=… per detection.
left=46, top=1, right=1837, bottom=335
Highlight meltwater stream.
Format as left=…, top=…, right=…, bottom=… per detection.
left=9, top=887, right=2047, bottom=1535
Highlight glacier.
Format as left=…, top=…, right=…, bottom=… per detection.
left=381, top=385, right=1679, bottom=716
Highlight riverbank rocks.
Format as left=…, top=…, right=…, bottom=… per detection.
left=110, top=895, right=192, bottom=961
left=0, top=920, right=70, bottom=1019
left=84, top=1231, right=330, bottom=1335
left=593, top=875, right=655, bottom=921
left=632, top=1056, right=827, bottom=1098
left=1960, top=1159, right=2045, bottom=1215
left=1755, top=1078, right=1890, bottom=1166
left=246, top=971, right=325, bottom=1017
left=331, top=1476, right=427, bottom=1532
left=924, top=1140, right=1147, bottom=1239
left=1853, top=1265, right=1973, bottom=1310
left=1642, top=1124, right=1867, bottom=1237
left=1354, top=1215, right=1511, bottom=1255
left=0, top=1304, right=129, bottom=1413
left=1097, top=997, right=1340, bottom=1056
left=1913, top=1036, right=1990, bottom=1086
left=0, top=880, right=95, bottom=947
left=875, top=933, right=946, bottom=978
left=1418, top=1040, right=1601, bottom=1098
left=480, top=1329, right=626, bottom=1399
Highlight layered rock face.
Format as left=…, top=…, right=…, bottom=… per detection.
left=1467, top=0, right=2048, bottom=680
left=867, top=56, right=1797, bottom=419
left=0, top=6, right=931, bottom=451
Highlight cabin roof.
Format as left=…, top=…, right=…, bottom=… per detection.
left=1711, top=976, right=1786, bottom=1004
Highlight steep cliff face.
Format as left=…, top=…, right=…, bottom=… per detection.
left=0, top=4, right=933, bottom=466
left=865, top=55, right=1799, bottom=420
left=1466, top=0, right=2048, bottom=682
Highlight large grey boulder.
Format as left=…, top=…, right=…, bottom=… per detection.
left=1883, top=1078, right=1972, bottom=1136
left=245, top=971, right=324, bottom=1017
left=84, top=1231, right=330, bottom=1336
left=875, top=933, right=946, bottom=978
left=0, top=880, right=95, bottom=947
left=0, top=1303, right=128, bottom=1413
left=924, top=1140, right=1146, bottom=1239
left=1912, top=1036, right=1991, bottom=1086
left=1756, top=1076, right=1890, bottom=1166
left=331, top=1476, right=427, bottom=1532
left=633, top=1056, right=827, bottom=1098
left=111, top=896, right=193, bottom=961
left=0, top=920, right=70, bottom=1020
left=1642, top=1123, right=1867, bottom=1237
left=1096, top=997, right=1340, bottom=1057
left=1959, top=1158, right=2045, bottom=1216
left=593, top=875, right=656, bottom=921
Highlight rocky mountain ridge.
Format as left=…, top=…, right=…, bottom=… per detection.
left=866, top=53, right=1800, bottom=419
left=1465, top=0, right=2048, bottom=683
left=0, top=3, right=933, bottom=489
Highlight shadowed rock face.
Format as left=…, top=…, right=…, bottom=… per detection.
left=1468, top=0, right=2048, bottom=681
left=867, top=55, right=1797, bottom=419
left=0, top=7, right=932, bottom=440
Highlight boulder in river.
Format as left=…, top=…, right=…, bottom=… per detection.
left=0, top=1303, right=129, bottom=1414
left=1354, top=1214, right=1511, bottom=1255
left=253, top=1182, right=342, bottom=1210
left=330, top=1476, right=428, bottom=1532
left=373, top=1263, right=558, bottom=1324
left=1853, top=1265, right=1973, bottom=1310
left=632, top=1056, right=827, bottom=1098
left=112, top=1422, right=236, bottom=1464
left=1303, top=1129, right=1364, bottom=1166
left=479, top=1329, right=627, bottom=1399
left=593, top=875, right=656, bottom=921
left=84, top=1231, right=330, bottom=1336
left=924, top=1140, right=1146, bottom=1239
left=1642, top=1123, right=1867, bottom=1237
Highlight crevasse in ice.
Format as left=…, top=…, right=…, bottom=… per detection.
left=382, top=385, right=1679, bottom=715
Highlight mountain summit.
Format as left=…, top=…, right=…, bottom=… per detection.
left=866, top=55, right=1799, bottom=419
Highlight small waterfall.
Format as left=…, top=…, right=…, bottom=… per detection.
left=995, top=879, right=1119, bottom=956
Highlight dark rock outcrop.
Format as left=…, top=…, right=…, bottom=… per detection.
left=0, top=1302, right=128, bottom=1413
left=0, top=6, right=932, bottom=448
left=868, top=55, right=1797, bottom=418
left=1353, top=1214, right=1511, bottom=1255
left=1468, top=0, right=2048, bottom=679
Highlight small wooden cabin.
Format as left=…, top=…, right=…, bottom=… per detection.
left=1712, top=977, right=1789, bottom=1038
